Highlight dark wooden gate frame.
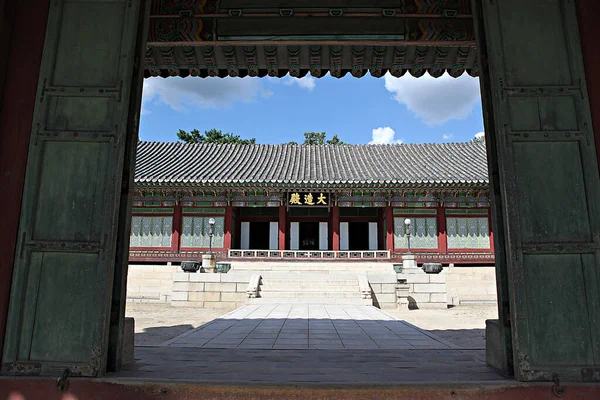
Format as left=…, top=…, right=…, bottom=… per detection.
left=0, top=0, right=599, bottom=379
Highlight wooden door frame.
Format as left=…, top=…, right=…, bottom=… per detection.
left=0, top=0, right=50, bottom=365
left=471, top=0, right=514, bottom=377
left=106, top=0, right=149, bottom=372
left=1, top=0, right=599, bottom=380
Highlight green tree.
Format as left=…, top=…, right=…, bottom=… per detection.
left=302, top=131, right=327, bottom=145
left=177, top=128, right=256, bottom=144
left=326, top=134, right=345, bottom=145
left=301, top=132, right=345, bottom=145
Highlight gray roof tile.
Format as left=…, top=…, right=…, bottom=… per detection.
left=134, top=141, right=489, bottom=187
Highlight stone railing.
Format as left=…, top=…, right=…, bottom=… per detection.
left=246, top=274, right=262, bottom=298
left=228, top=249, right=391, bottom=260
left=357, top=274, right=372, bottom=300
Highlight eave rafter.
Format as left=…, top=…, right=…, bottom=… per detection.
left=145, top=0, right=478, bottom=79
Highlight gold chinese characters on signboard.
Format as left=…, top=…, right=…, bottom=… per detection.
left=288, top=192, right=328, bottom=206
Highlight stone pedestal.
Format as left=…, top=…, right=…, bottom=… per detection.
left=202, top=254, right=216, bottom=273
left=402, top=254, right=417, bottom=269
left=396, top=283, right=410, bottom=310
left=122, top=317, right=135, bottom=365
left=486, top=319, right=504, bottom=371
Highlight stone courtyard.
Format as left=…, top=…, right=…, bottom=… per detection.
left=126, top=302, right=497, bottom=348
left=161, top=304, right=457, bottom=350
left=118, top=302, right=502, bottom=384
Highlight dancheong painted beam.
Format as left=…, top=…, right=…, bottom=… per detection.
left=145, top=0, right=478, bottom=78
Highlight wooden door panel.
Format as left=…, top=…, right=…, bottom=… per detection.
left=44, top=97, right=115, bottom=131
left=513, top=141, right=591, bottom=243
left=29, top=253, right=98, bottom=363
left=495, top=2, right=572, bottom=86
left=480, top=0, right=600, bottom=380
left=52, top=1, right=127, bottom=87
left=1, top=0, right=142, bottom=377
left=33, top=141, right=109, bottom=242
left=523, top=254, right=594, bottom=366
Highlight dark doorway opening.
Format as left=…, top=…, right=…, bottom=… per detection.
left=299, top=222, right=319, bottom=250
left=249, top=222, right=269, bottom=250
left=349, top=222, right=369, bottom=250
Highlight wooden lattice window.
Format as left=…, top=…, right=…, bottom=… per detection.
left=130, top=216, right=173, bottom=248
left=181, top=216, right=225, bottom=248
left=447, top=217, right=490, bottom=249
left=393, top=217, right=438, bottom=249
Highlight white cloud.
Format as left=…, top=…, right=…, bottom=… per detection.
left=369, top=127, right=403, bottom=144
left=384, top=73, right=481, bottom=126
left=284, top=75, right=316, bottom=91
left=443, top=133, right=453, bottom=140
left=474, top=131, right=485, bottom=141
left=142, top=76, right=265, bottom=113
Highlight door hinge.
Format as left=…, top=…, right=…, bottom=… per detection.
left=56, top=368, right=70, bottom=393
left=552, top=374, right=565, bottom=397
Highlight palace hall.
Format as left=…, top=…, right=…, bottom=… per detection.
left=130, top=140, right=493, bottom=265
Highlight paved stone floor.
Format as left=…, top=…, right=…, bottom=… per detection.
left=161, top=305, right=458, bottom=350
left=109, top=304, right=505, bottom=384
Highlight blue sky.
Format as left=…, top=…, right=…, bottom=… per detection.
left=140, top=73, right=484, bottom=145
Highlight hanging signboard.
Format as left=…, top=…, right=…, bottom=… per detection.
left=287, top=191, right=329, bottom=207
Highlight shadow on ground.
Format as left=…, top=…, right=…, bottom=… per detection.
left=135, top=324, right=195, bottom=346
left=425, top=328, right=485, bottom=349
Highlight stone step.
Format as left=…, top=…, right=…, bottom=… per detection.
left=248, top=297, right=373, bottom=305
left=260, top=279, right=359, bottom=286
left=258, top=272, right=360, bottom=280
left=258, top=291, right=361, bottom=299
left=259, top=285, right=359, bottom=292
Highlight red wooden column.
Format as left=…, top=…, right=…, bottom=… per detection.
left=224, top=205, right=233, bottom=250
left=278, top=205, right=286, bottom=250
left=385, top=205, right=394, bottom=251
left=332, top=205, right=340, bottom=251
left=437, top=206, right=448, bottom=254
left=0, top=0, right=50, bottom=364
left=171, top=204, right=183, bottom=252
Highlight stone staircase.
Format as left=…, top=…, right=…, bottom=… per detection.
left=248, top=272, right=373, bottom=305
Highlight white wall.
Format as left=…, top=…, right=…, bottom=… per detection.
left=127, top=264, right=179, bottom=302
left=445, top=265, right=498, bottom=303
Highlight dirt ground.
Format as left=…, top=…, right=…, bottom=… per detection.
left=126, top=303, right=497, bottom=348
left=386, top=305, right=498, bottom=348
left=126, top=303, right=226, bottom=346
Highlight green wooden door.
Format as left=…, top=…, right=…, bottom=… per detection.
left=1, top=0, right=143, bottom=377
left=479, top=0, right=600, bottom=381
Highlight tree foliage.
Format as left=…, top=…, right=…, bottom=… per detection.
left=177, top=129, right=345, bottom=145
left=177, top=128, right=256, bottom=144
left=300, top=132, right=346, bottom=145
